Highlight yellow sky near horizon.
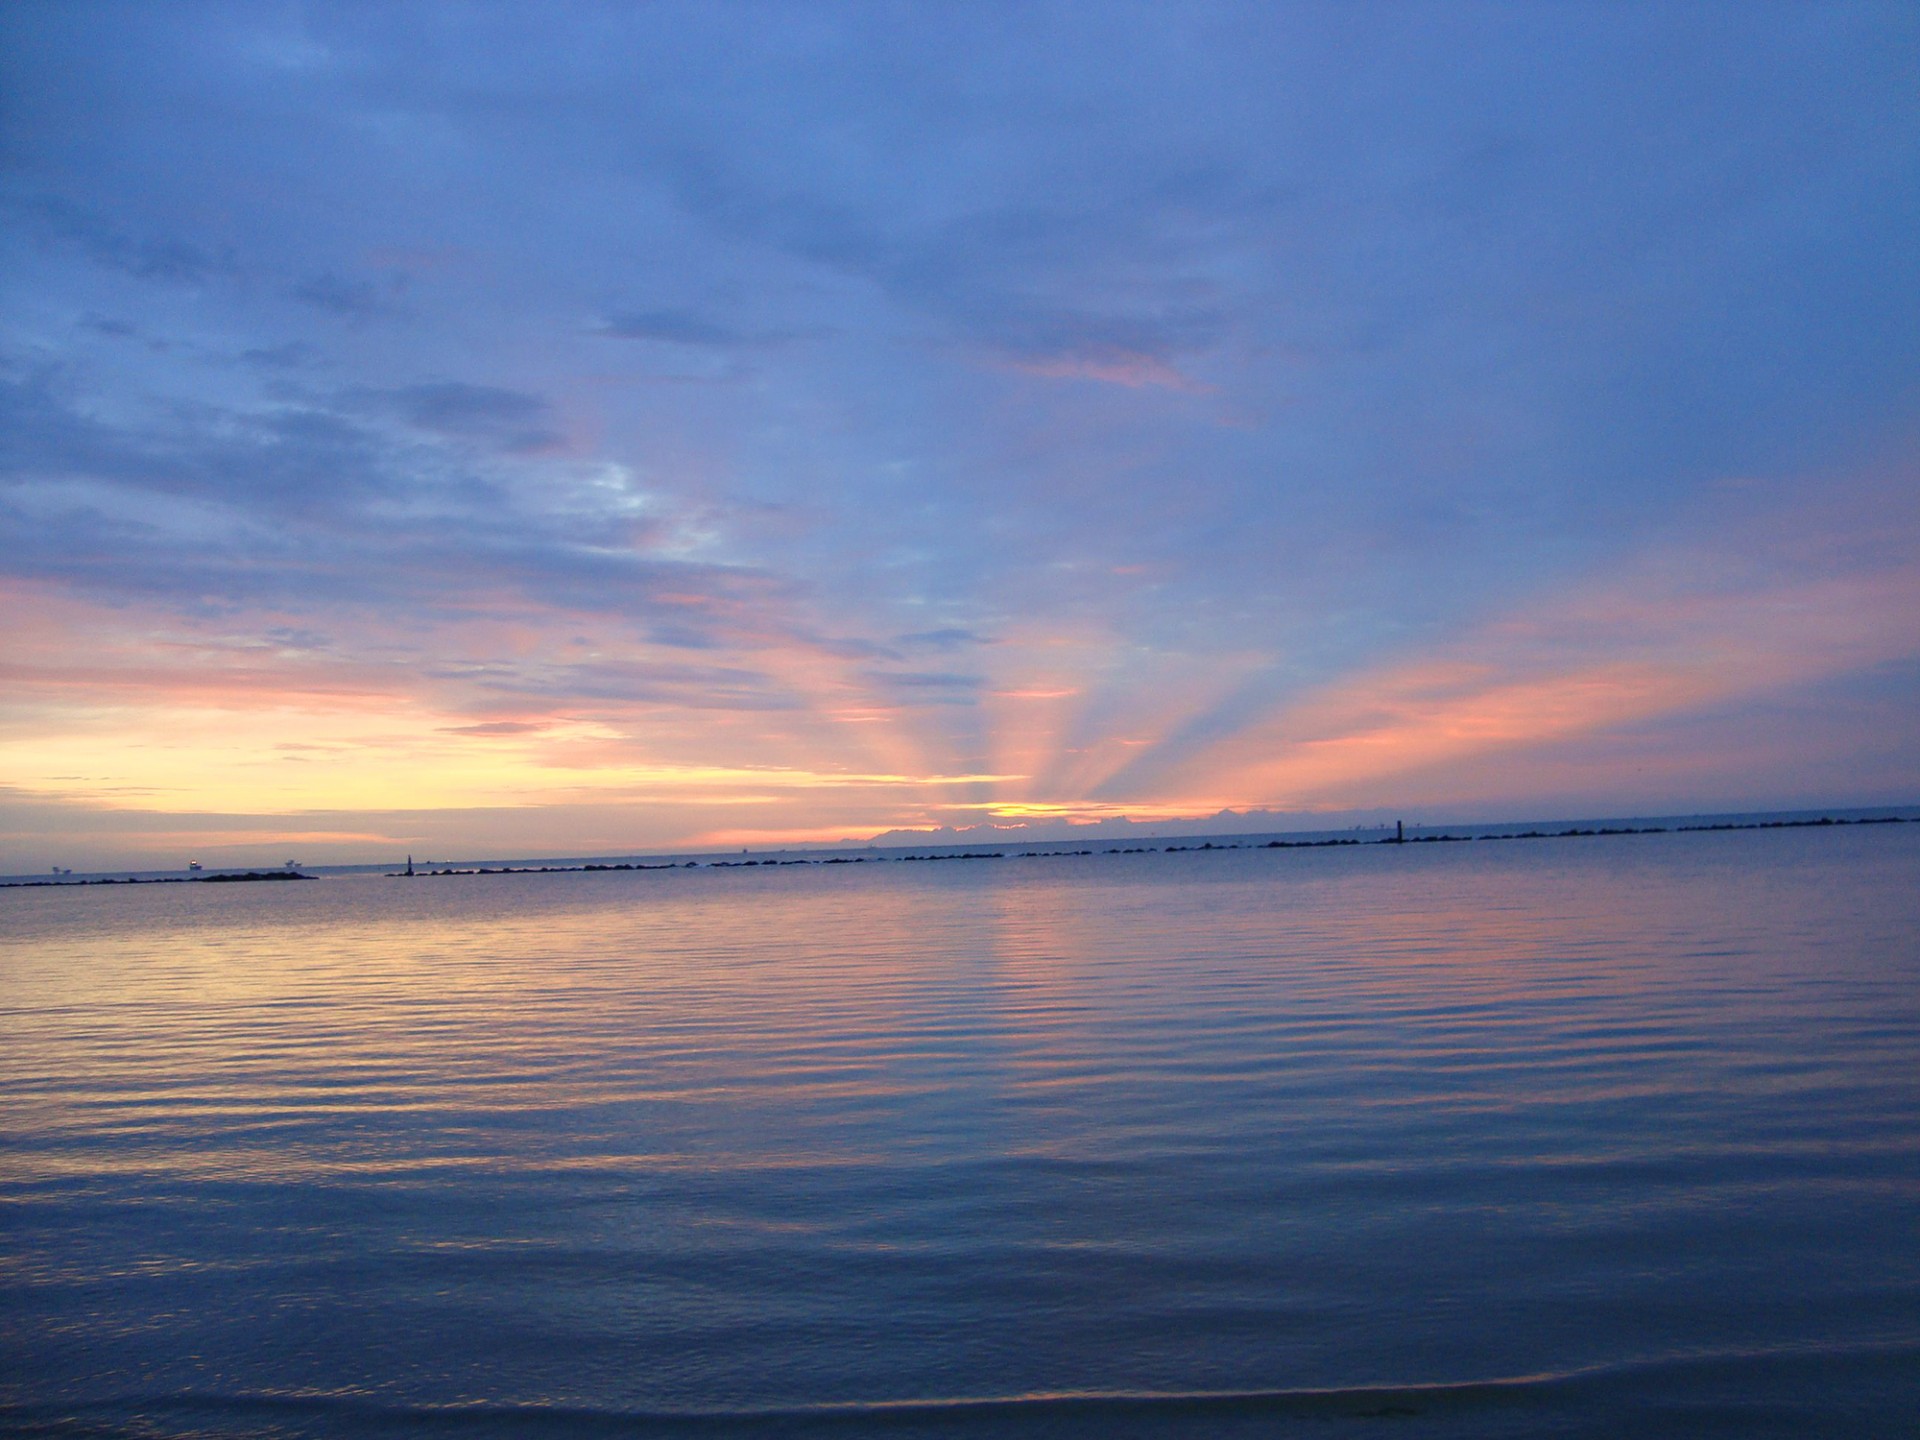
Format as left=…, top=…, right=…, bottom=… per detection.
left=8, top=514, right=1918, bottom=870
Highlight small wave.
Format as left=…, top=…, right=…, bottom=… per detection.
left=0, top=1381, right=1518, bottom=1439
left=7, top=1341, right=1917, bottom=1439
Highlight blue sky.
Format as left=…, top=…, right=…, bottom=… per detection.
left=3, top=2, right=1918, bottom=868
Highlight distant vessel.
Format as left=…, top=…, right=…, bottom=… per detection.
left=187, top=861, right=203, bottom=872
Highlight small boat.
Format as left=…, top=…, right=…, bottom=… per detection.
left=187, top=860, right=203, bottom=872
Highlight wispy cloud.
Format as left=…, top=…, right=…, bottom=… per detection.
left=1121, top=532, right=1920, bottom=813
left=996, top=348, right=1211, bottom=393
left=595, top=309, right=813, bottom=347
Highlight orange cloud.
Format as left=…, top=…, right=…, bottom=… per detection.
left=1144, top=558, right=1920, bottom=811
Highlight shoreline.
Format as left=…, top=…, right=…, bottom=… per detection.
left=8, top=813, right=1912, bottom=890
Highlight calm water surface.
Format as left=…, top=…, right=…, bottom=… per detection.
left=4, top=829, right=1918, bottom=1437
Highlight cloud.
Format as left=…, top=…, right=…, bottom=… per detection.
left=292, top=271, right=402, bottom=318
left=12, top=194, right=236, bottom=284
left=995, top=347, right=1210, bottom=393
left=0, top=362, right=800, bottom=654
left=376, top=381, right=564, bottom=453
left=240, top=342, right=323, bottom=370
left=261, top=627, right=332, bottom=652
left=856, top=670, right=985, bottom=706
left=1118, top=532, right=1920, bottom=812
left=594, top=308, right=811, bottom=347
left=896, top=628, right=993, bottom=651
left=966, top=300, right=1227, bottom=391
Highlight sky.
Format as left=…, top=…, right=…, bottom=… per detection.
left=3, top=1, right=1918, bottom=870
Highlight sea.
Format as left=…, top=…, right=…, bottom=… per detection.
left=3, top=819, right=1918, bottom=1437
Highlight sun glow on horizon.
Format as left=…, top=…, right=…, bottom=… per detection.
left=8, top=491, right=1918, bottom=871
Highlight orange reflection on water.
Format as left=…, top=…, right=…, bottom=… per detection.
left=5, top=831, right=1911, bottom=1191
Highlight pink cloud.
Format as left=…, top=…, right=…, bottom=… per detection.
left=997, top=348, right=1213, bottom=394
left=1143, top=556, right=1920, bottom=812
